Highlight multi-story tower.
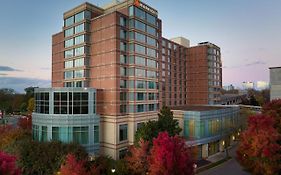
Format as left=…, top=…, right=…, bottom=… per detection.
left=187, top=42, right=222, bottom=105
left=52, top=0, right=160, bottom=159
left=269, top=67, right=281, bottom=100
left=34, top=0, right=224, bottom=159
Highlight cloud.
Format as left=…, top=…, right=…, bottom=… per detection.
left=0, top=77, right=51, bottom=93
left=0, top=66, right=22, bottom=72
left=224, top=59, right=266, bottom=69
left=40, top=67, right=51, bottom=70
left=0, top=73, right=8, bottom=76
left=244, top=61, right=266, bottom=66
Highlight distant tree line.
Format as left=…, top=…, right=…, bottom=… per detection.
left=0, top=87, right=36, bottom=115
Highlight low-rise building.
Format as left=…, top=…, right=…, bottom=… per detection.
left=172, top=105, right=240, bottom=159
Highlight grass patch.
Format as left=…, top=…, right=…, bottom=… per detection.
left=196, top=156, right=232, bottom=174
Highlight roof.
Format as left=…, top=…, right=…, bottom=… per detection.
left=269, top=67, right=281, bottom=69
left=171, top=105, right=229, bottom=112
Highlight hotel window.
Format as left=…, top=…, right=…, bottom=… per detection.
left=135, top=68, right=146, bottom=77
left=147, top=13, right=156, bottom=26
left=120, top=42, right=127, bottom=51
left=94, top=126, right=99, bottom=143
left=137, top=104, right=145, bottom=113
left=135, top=20, right=146, bottom=32
left=147, top=25, right=156, bottom=36
left=148, top=93, right=155, bottom=100
left=120, top=17, right=127, bottom=27
left=129, top=92, right=134, bottom=101
left=72, top=92, right=88, bottom=114
left=120, top=80, right=127, bottom=88
left=54, top=92, right=67, bottom=114
left=129, top=6, right=134, bottom=16
left=147, top=48, right=156, bottom=57
left=75, top=11, right=84, bottom=23
left=120, top=67, right=126, bottom=76
left=64, top=71, right=73, bottom=79
left=135, top=32, right=146, bottom=43
left=74, top=46, right=84, bottom=56
left=136, top=80, right=145, bottom=89
left=135, top=44, right=146, bottom=55
left=65, top=60, right=73, bottom=68
left=119, top=124, right=128, bottom=142
left=120, top=29, right=127, bottom=39
left=135, top=56, right=146, bottom=66
left=75, top=35, right=84, bottom=45
left=148, top=104, right=155, bottom=111
left=137, top=122, right=144, bottom=130
left=147, top=71, right=156, bottom=78
left=41, top=126, right=48, bottom=142
left=147, top=59, right=156, bottom=68
left=137, top=93, right=145, bottom=101
left=65, top=16, right=74, bottom=27
left=35, top=92, right=49, bottom=114
left=120, top=105, right=127, bottom=113
left=65, top=38, right=74, bottom=48
left=129, top=80, right=134, bottom=89
left=73, top=126, right=89, bottom=144
left=75, top=23, right=84, bottom=34
left=65, top=49, right=74, bottom=58
left=74, top=70, right=84, bottom=78
left=148, top=81, right=156, bottom=89
left=162, top=40, right=166, bottom=47
left=120, top=55, right=127, bottom=64
left=65, top=28, right=74, bottom=37
left=147, top=36, right=156, bottom=47
left=120, top=92, right=127, bottom=101
left=135, top=7, right=146, bottom=20
left=32, top=125, right=39, bottom=141
left=75, top=81, right=82, bottom=87
left=74, top=58, right=84, bottom=67
left=128, top=68, right=134, bottom=76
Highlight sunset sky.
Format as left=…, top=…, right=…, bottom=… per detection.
left=0, top=0, right=280, bottom=92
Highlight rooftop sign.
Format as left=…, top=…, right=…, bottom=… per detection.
left=134, top=0, right=158, bottom=16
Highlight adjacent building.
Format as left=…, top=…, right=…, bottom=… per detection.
left=256, top=81, right=269, bottom=91
left=187, top=42, right=222, bottom=105
left=33, top=0, right=238, bottom=160
left=242, top=81, right=254, bottom=90
left=269, top=67, right=281, bottom=100
left=172, top=105, right=240, bottom=159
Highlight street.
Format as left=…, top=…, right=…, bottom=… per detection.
left=1, top=115, right=21, bottom=127
left=198, top=144, right=250, bottom=175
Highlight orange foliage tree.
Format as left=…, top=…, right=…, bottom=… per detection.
left=237, top=115, right=281, bottom=175
left=125, top=139, right=150, bottom=175
left=59, top=154, right=89, bottom=175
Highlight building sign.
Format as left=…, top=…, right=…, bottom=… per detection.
left=134, top=0, right=140, bottom=7
left=134, top=0, right=158, bottom=16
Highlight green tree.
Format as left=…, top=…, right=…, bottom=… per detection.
left=17, top=139, right=88, bottom=175
left=135, top=106, right=182, bottom=144
left=158, top=106, right=182, bottom=136
left=27, top=98, right=34, bottom=114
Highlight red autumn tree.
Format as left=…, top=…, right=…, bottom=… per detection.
left=0, top=151, right=21, bottom=175
left=17, top=115, right=32, bottom=131
left=262, top=99, right=281, bottom=134
left=60, top=154, right=89, bottom=175
left=148, top=132, right=195, bottom=175
left=125, top=139, right=150, bottom=175
left=237, top=115, right=281, bottom=175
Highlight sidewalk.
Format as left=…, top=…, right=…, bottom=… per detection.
left=196, top=144, right=236, bottom=170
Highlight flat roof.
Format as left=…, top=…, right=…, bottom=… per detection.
left=269, top=67, right=281, bottom=69
left=171, top=105, right=229, bottom=111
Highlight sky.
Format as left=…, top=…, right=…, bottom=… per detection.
left=0, top=0, right=280, bottom=92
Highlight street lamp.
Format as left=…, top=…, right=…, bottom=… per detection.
left=111, top=168, right=115, bottom=174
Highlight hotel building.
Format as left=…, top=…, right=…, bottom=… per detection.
left=32, top=0, right=238, bottom=160
left=269, top=67, right=281, bottom=100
